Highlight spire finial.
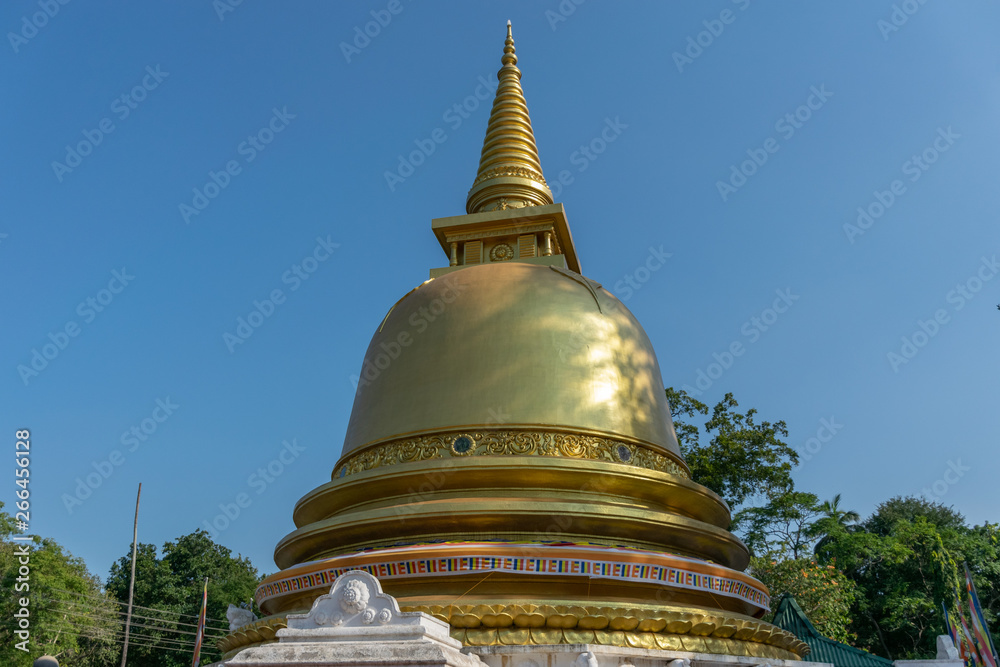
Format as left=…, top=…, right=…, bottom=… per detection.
left=502, top=20, right=516, bottom=67
left=465, top=23, right=553, bottom=214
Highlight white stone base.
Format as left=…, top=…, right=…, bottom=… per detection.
left=466, top=644, right=831, bottom=667
left=222, top=571, right=482, bottom=667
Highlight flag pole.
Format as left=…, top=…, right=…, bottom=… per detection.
left=120, top=482, right=141, bottom=667
left=192, top=576, right=209, bottom=667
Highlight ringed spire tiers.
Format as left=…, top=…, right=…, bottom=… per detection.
left=466, top=21, right=554, bottom=215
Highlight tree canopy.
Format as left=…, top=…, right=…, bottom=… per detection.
left=0, top=502, right=118, bottom=666
left=667, top=388, right=998, bottom=661
left=105, top=530, right=263, bottom=667
left=666, top=388, right=799, bottom=510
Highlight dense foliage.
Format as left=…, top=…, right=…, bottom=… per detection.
left=0, top=502, right=119, bottom=666
left=667, top=387, right=999, bottom=660
left=751, top=556, right=858, bottom=644
left=666, top=388, right=799, bottom=508
left=0, top=512, right=262, bottom=666
left=105, top=530, right=263, bottom=667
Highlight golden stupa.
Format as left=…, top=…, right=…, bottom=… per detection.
left=221, top=24, right=807, bottom=660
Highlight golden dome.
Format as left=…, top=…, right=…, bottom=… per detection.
left=342, top=262, right=683, bottom=464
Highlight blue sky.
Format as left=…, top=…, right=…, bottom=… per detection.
left=2, top=2, right=998, bottom=584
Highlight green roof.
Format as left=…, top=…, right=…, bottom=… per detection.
left=771, top=595, right=893, bottom=667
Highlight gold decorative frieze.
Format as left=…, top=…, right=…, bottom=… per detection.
left=217, top=603, right=807, bottom=660
left=217, top=615, right=287, bottom=658
left=445, top=222, right=554, bottom=244
left=472, top=165, right=548, bottom=187
left=428, top=602, right=808, bottom=657
left=333, top=429, right=688, bottom=480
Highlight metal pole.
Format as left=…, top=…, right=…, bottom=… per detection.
left=120, top=483, right=141, bottom=667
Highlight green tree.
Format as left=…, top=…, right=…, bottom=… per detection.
left=666, top=388, right=799, bottom=509
left=814, top=497, right=992, bottom=660
left=105, top=530, right=262, bottom=667
left=866, top=496, right=965, bottom=537
left=0, top=503, right=119, bottom=666
left=735, top=491, right=822, bottom=559
left=808, top=493, right=861, bottom=553
left=751, top=556, right=858, bottom=644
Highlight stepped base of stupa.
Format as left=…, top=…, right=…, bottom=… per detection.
left=216, top=572, right=822, bottom=667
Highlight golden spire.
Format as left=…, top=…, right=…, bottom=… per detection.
left=466, top=21, right=554, bottom=214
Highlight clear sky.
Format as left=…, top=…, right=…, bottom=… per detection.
left=3, top=2, right=998, bottom=585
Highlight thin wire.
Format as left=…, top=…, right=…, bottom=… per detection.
left=49, top=587, right=232, bottom=628
left=58, top=620, right=208, bottom=651
left=52, top=588, right=234, bottom=625
left=57, top=616, right=204, bottom=647
left=60, top=619, right=221, bottom=654
left=51, top=586, right=234, bottom=625
left=62, top=630, right=197, bottom=654
left=41, top=601, right=227, bottom=640
left=43, top=596, right=229, bottom=634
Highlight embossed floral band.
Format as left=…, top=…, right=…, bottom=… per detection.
left=332, top=428, right=690, bottom=480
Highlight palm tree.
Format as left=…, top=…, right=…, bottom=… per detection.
left=820, top=493, right=860, bottom=528
left=809, top=493, right=860, bottom=553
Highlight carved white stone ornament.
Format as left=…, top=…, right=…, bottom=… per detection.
left=228, top=571, right=483, bottom=665
left=575, top=652, right=599, bottom=667
left=285, top=571, right=412, bottom=632
left=340, top=578, right=370, bottom=613
left=226, top=604, right=257, bottom=632
left=937, top=635, right=960, bottom=660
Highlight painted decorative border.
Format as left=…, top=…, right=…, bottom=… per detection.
left=333, top=429, right=689, bottom=480
left=255, top=545, right=766, bottom=610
